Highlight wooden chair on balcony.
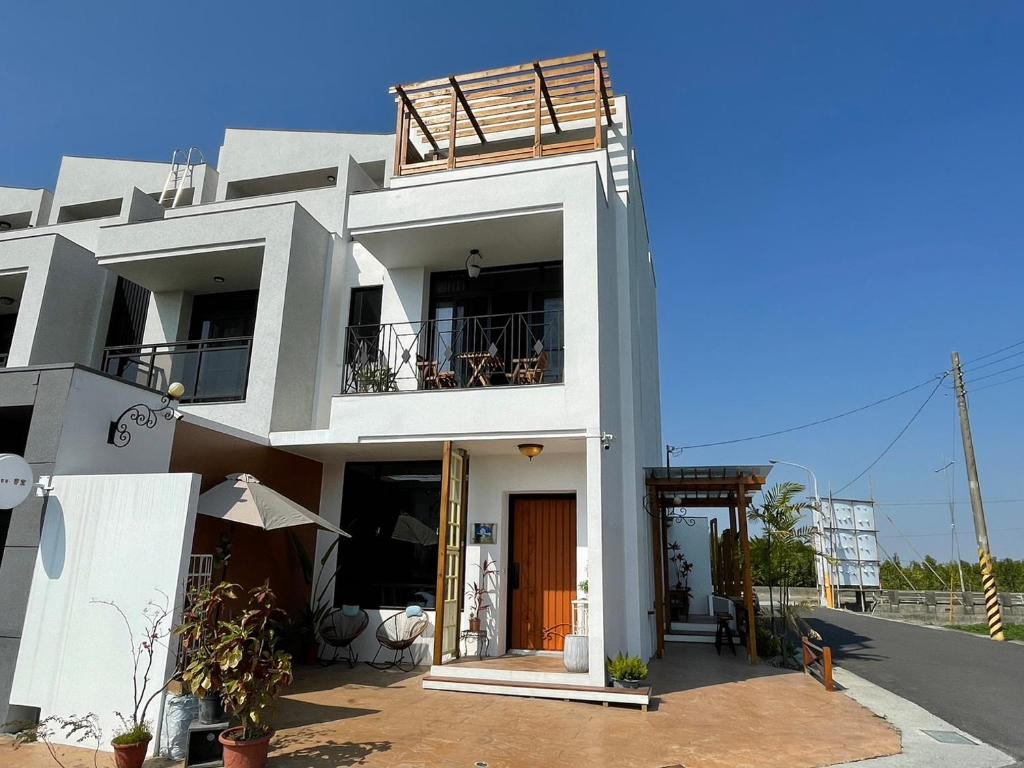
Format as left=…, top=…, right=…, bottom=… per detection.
left=510, top=351, right=549, bottom=385
left=416, top=355, right=457, bottom=389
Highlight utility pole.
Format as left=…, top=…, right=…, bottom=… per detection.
left=951, top=352, right=1005, bottom=641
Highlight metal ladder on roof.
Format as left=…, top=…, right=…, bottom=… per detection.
left=158, top=147, right=204, bottom=208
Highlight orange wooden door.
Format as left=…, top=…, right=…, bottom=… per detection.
left=509, top=496, right=577, bottom=651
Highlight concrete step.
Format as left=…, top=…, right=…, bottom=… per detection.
left=423, top=675, right=650, bottom=710
left=664, top=630, right=717, bottom=644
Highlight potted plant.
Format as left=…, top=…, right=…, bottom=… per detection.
left=176, top=583, right=233, bottom=724
left=606, top=652, right=649, bottom=689
left=355, top=363, right=396, bottom=393
left=91, top=594, right=177, bottom=768
left=465, top=556, right=497, bottom=633
left=181, top=581, right=293, bottom=768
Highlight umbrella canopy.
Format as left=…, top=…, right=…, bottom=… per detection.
left=391, top=513, right=438, bottom=546
left=198, top=473, right=349, bottom=537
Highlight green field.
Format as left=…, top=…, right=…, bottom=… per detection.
left=952, top=624, right=1024, bottom=641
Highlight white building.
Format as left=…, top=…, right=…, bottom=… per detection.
left=0, top=51, right=667, bottom=736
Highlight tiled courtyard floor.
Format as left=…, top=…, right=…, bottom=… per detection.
left=0, top=644, right=900, bottom=768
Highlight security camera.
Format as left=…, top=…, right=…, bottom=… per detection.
left=600, top=433, right=615, bottom=450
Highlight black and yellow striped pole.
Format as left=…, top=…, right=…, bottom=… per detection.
left=951, top=352, right=1005, bottom=641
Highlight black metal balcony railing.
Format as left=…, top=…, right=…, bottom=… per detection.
left=342, top=310, right=564, bottom=394
left=0, top=352, right=7, bottom=368
left=102, top=336, right=254, bottom=404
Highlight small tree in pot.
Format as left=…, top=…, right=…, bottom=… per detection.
left=465, top=556, right=497, bottom=633
left=181, top=581, right=292, bottom=768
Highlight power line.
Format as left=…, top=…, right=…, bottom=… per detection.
left=965, top=360, right=1024, bottom=386
left=880, top=527, right=1024, bottom=539
left=873, top=498, right=1024, bottom=506
left=968, top=372, right=1024, bottom=394
left=678, top=373, right=946, bottom=449
left=963, top=338, right=1024, bottom=366
left=963, top=348, right=1024, bottom=373
left=834, top=374, right=949, bottom=495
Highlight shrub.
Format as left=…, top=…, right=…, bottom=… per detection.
left=606, top=652, right=648, bottom=681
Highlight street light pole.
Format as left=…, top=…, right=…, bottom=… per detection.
left=770, top=459, right=830, bottom=607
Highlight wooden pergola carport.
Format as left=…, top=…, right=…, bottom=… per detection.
left=645, top=465, right=771, bottom=663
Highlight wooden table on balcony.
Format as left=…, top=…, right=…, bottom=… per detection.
left=458, top=351, right=502, bottom=387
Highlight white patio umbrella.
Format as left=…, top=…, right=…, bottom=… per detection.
left=391, top=513, right=438, bottom=546
left=198, top=473, right=350, bottom=537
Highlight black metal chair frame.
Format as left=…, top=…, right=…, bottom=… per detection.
left=368, top=613, right=429, bottom=672
left=319, top=608, right=370, bottom=668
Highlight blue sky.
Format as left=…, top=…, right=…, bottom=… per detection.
left=3, top=2, right=1022, bottom=559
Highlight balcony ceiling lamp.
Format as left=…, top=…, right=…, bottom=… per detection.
left=212, top=275, right=226, bottom=283
left=517, top=443, right=544, bottom=461
left=0, top=221, right=11, bottom=231
left=466, top=248, right=483, bottom=279
left=0, top=296, right=15, bottom=306
left=326, top=174, right=336, bottom=183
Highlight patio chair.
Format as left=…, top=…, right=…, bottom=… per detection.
left=368, top=611, right=429, bottom=671
left=510, top=351, right=549, bottom=385
left=318, top=607, right=370, bottom=668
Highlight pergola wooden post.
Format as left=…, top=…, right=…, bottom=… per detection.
left=649, top=485, right=666, bottom=658
left=736, top=480, right=758, bottom=664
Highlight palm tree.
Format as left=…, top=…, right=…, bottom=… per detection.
left=748, top=482, right=812, bottom=638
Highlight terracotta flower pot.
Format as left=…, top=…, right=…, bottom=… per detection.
left=112, top=736, right=151, bottom=768
left=219, top=726, right=274, bottom=768
left=468, top=616, right=481, bottom=632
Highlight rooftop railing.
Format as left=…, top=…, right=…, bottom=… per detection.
left=342, top=310, right=563, bottom=394
left=102, top=336, right=254, bottom=404
left=0, top=352, right=7, bottom=368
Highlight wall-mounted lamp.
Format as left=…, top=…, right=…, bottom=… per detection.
left=517, top=443, right=544, bottom=461
left=108, top=382, right=185, bottom=448
left=466, top=248, right=483, bottom=279
left=326, top=174, right=337, bottom=183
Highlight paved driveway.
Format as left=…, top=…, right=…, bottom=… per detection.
left=807, top=608, right=1024, bottom=761
left=0, top=643, right=899, bottom=768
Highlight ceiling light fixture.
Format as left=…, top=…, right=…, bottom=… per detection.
left=517, top=443, right=544, bottom=461
left=466, top=248, right=483, bottom=278
left=0, top=296, right=14, bottom=306
left=0, top=221, right=11, bottom=231
left=212, top=275, right=226, bottom=283
left=326, top=174, right=336, bottom=183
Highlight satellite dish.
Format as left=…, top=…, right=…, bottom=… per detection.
left=0, top=454, right=33, bottom=508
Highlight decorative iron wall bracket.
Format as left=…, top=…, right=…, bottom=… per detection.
left=107, top=396, right=179, bottom=448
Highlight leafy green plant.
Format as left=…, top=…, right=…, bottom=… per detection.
left=178, top=581, right=293, bottom=741
left=355, top=364, right=397, bottom=393
left=111, top=719, right=151, bottom=746
left=577, top=579, right=589, bottom=595
left=606, top=652, right=648, bottom=681
left=466, top=557, right=498, bottom=620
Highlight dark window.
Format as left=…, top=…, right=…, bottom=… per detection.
left=346, top=286, right=383, bottom=364
left=105, top=277, right=150, bottom=347
left=428, top=261, right=562, bottom=319
left=0, top=315, right=16, bottom=357
left=0, top=405, right=32, bottom=568
left=189, top=290, right=258, bottom=340
left=334, top=461, right=442, bottom=610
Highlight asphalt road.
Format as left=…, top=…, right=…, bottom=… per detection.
left=807, top=608, right=1024, bottom=761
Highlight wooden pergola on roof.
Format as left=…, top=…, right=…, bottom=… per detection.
left=645, top=465, right=772, bottom=664
left=390, top=51, right=616, bottom=176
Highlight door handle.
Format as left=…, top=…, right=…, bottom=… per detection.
left=510, top=563, right=520, bottom=589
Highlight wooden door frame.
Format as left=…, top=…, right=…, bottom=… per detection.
left=433, top=442, right=470, bottom=666
left=505, top=493, right=577, bottom=653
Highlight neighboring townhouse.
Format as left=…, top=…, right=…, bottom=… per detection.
left=0, top=51, right=665, bottom=741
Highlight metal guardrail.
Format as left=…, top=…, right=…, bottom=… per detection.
left=801, top=635, right=834, bottom=692
left=342, top=310, right=564, bottom=394
left=881, top=589, right=1024, bottom=607
left=0, top=352, right=7, bottom=368
left=102, top=336, right=254, bottom=404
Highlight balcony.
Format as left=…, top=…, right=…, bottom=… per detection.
left=0, top=352, right=7, bottom=368
left=102, top=337, right=254, bottom=404
left=342, top=310, right=563, bottom=394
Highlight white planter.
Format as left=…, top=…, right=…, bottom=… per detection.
left=563, top=634, right=589, bottom=673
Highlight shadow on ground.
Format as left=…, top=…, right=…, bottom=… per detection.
left=805, top=615, right=886, bottom=662
left=269, top=736, right=391, bottom=766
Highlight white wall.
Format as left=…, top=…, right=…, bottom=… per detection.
left=9, top=473, right=200, bottom=754
left=53, top=369, right=177, bottom=475
left=666, top=517, right=713, bottom=617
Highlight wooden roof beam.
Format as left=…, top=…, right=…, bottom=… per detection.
left=594, top=52, right=614, bottom=126
left=449, top=76, right=486, bottom=144
left=395, top=85, right=440, bottom=154
left=533, top=62, right=561, bottom=134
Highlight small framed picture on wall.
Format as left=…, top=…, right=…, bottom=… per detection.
left=472, top=522, right=496, bottom=545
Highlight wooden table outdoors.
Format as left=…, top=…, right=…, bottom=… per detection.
left=458, top=351, right=502, bottom=386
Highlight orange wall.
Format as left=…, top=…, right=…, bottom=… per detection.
left=170, top=421, right=323, bottom=617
